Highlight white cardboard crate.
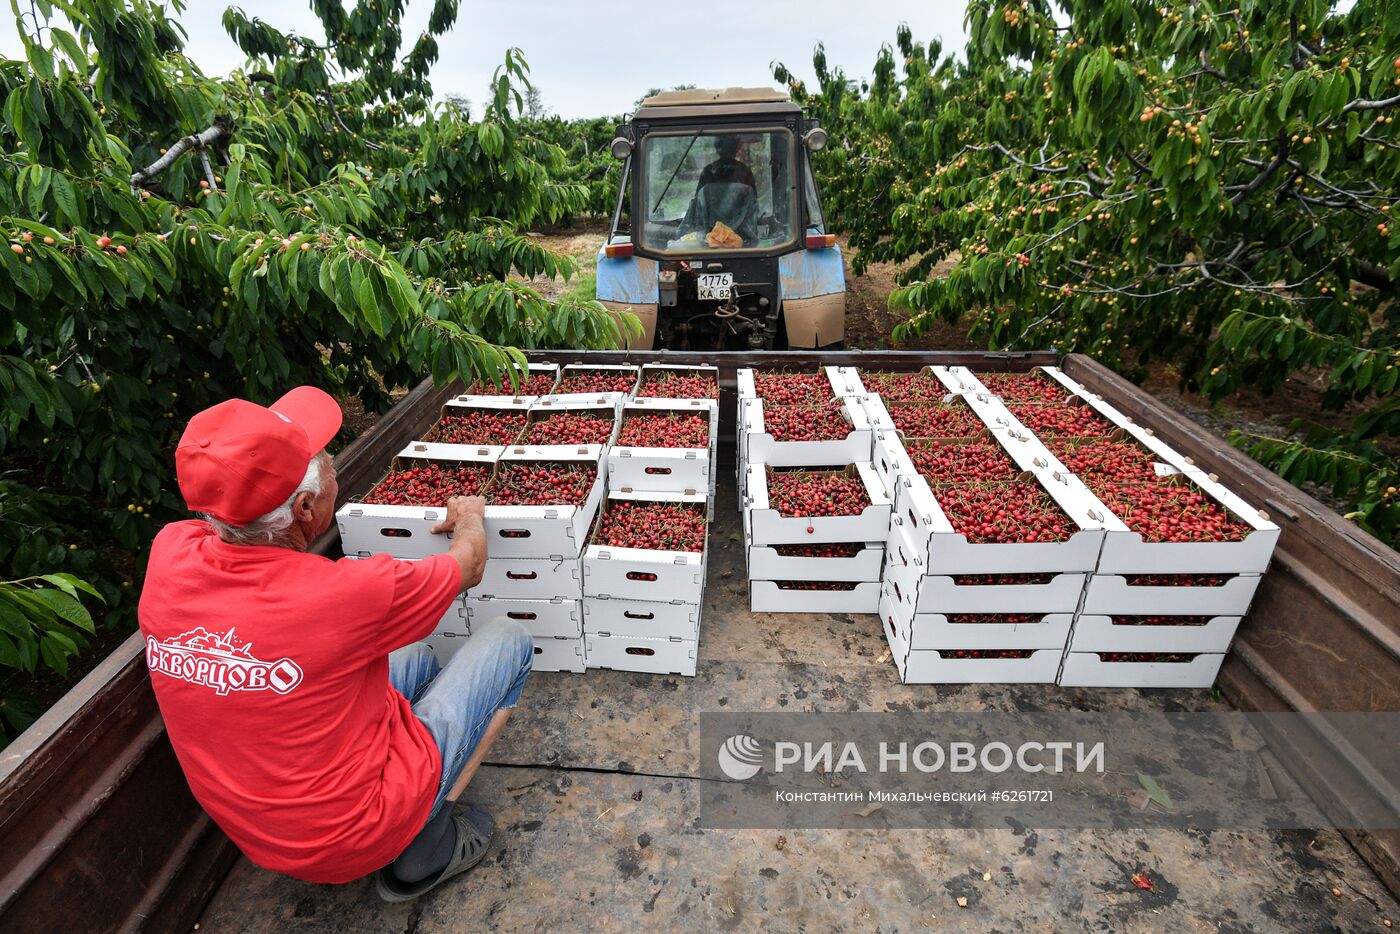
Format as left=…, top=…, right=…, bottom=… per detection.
left=636, top=363, right=721, bottom=400
left=1089, top=471, right=1280, bottom=574
left=1033, top=369, right=1281, bottom=574
left=1068, top=614, right=1242, bottom=654
left=877, top=578, right=1073, bottom=674
left=584, top=632, right=697, bottom=676
left=421, top=396, right=530, bottom=449
left=463, top=596, right=582, bottom=639
left=737, top=366, right=854, bottom=403
left=928, top=365, right=983, bottom=397
left=891, top=469, right=1109, bottom=575
left=844, top=367, right=950, bottom=402
left=739, top=396, right=873, bottom=467
left=749, top=580, right=882, bottom=614
left=862, top=395, right=897, bottom=433
left=899, top=646, right=1064, bottom=684
left=483, top=448, right=607, bottom=559
left=530, top=635, right=587, bottom=673
left=463, top=362, right=559, bottom=401
left=467, top=555, right=582, bottom=601
left=1058, top=651, right=1225, bottom=688
left=745, top=541, right=885, bottom=582
left=337, top=445, right=500, bottom=560
left=510, top=399, right=620, bottom=458
left=421, top=630, right=474, bottom=666
left=743, top=462, right=891, bottom=545
left=954, top=366, right=1078, bottom=404
left=866, top=396, right=1007, bottom=444
left=582, top=595, right=701, bottom=640
left=582, top=490, right=708, bottom=603
left=909, top=611, right=1074, bottom=652
left=884, top=523, right=1088, bottom=614
left=869, top=429, right=912, bottom=498
left=1040, top=366, right=1200, bottom=471
left=878, top=581, right=913, bottom=668
left=607, top=398, right=718, bottom=493
left=1080, top=573, right=1262, bottom=616
left=543, top=363, right=641, bottom=404
left=871, top=424, right=1063, bottom=500
left=437, top=596, right=470, bottom=636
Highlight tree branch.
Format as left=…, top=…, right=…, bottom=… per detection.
left=130, top=116, right=233, bottom=187
left=1228, top=131, right=1289, bottom=206
left=1341, top=92, right=1400, bottom=114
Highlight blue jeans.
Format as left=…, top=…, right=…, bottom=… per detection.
left=388, top=617, right=534, bottom=818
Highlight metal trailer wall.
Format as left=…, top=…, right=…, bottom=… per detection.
left=0, top=350, right=1394, bottom=932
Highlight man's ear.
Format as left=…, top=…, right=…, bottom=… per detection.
left=292, top=491, right=317, bottom=521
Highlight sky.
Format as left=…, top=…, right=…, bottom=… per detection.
left=2, top=0, right=970, bottom=118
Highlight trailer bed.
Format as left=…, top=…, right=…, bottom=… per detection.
left=198, top=469, right=1399, bottom=932
left=5, top=351, right=1396, bottom=933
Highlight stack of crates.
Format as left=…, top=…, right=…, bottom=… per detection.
left=334, top=364, right=620, bottom=674
left=335, top=436, right=606, bottom=674
left=953, top=367, right=1280, bottom=688
left=582, top=364, right=720, bottom=677
left=738, top=367, right=890, bottom=614
left=857, top=368, right=1109, bottom=683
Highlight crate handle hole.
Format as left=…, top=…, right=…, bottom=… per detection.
left=506, top=570, right=538, bottom=580
left=380, top=528, right=412, bottom=538
left=499, top=529, right=531, bottom=539
left=624, top=611, right=655, bottom=620
left=645, top=466, right=673, bottom=475
left=626, top=572, right=659, bottom=582
left=507, top=612, right=538, bottom=620
left=625, top=646, right=656, bottom=656
left=532, top=646, right=543, bottom=655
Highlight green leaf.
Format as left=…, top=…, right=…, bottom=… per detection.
left=357, top=271, right=384, bottom=335
left=27, top=589, right=95, bottom=633
left=49, top=172, right=80, bottom=226
left=1137, top=772, right=1175, bottom=811
left=40, top=573, right=103, bottom=601
left=0, top=599, right=32, bottom=639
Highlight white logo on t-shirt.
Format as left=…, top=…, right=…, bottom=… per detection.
left=146, top=627, right=304, bottom=696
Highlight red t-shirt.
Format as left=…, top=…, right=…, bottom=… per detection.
left=138, top=520, right=460, bottom=883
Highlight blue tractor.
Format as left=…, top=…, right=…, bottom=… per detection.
left=595, top=87, right=847, bottom=352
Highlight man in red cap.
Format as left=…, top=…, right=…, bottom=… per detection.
left=139, top=386, right=533, bottom=901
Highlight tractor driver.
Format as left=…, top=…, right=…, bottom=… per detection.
left=698, top=135, right=755, bottom=190
left=682, top=135, right=760, bottom=246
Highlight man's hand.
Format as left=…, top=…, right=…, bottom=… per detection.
left=431, top=496, right=488, bottom=592
left=431, top=495, right=486, bottom=535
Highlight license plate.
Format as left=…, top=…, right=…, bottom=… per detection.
left=697, top=273, right=733, bottom=301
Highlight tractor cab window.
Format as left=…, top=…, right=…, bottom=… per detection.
left=803, top=160, right=825, bottom=232
left=639, top=130, right=795, bottom=253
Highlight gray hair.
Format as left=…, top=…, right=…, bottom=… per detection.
left=204, top=452, right=328, bottom=546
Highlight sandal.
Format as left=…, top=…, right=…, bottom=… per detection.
left=375, top=806, right=495, bottom=902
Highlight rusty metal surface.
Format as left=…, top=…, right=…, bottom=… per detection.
left=199, top=479, right=1400, bottom=931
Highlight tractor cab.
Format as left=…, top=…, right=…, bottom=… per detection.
left=596, top=88, right=846, bottom=351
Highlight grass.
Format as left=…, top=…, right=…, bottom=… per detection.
left=557, top=243, right=599, bottom=304
left=558, top=269, right=597, bottom=305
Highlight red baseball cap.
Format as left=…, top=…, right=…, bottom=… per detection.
left=175, top=386, right=342, bottom=525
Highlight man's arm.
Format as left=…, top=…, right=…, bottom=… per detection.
left=430, top=495, right=488, bottom=593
